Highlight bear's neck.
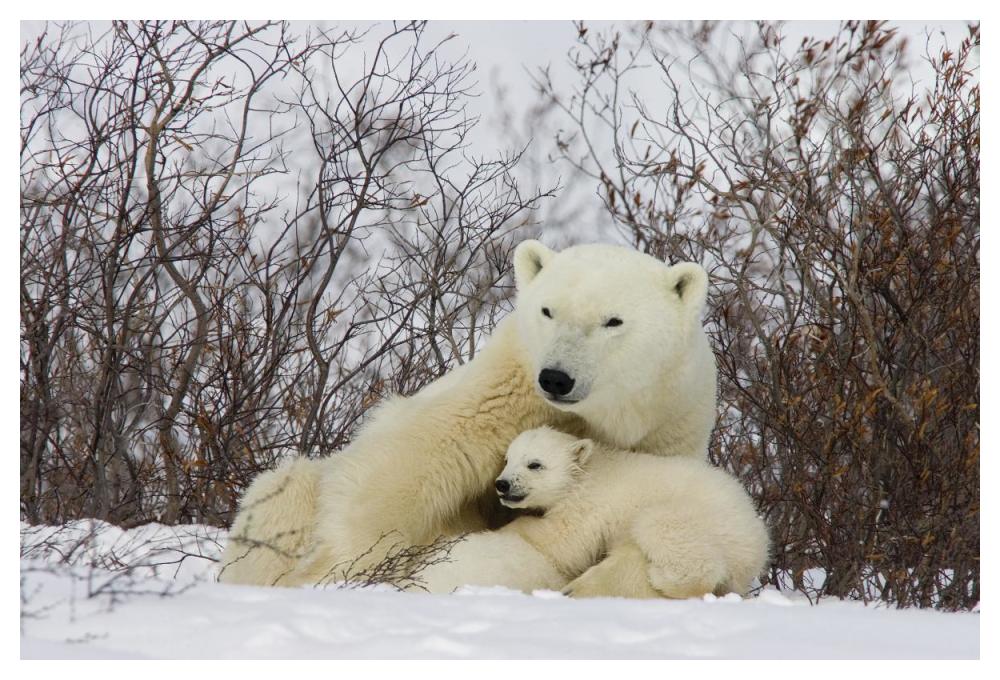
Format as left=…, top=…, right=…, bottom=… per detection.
left=578, top=328, right=717, bottom=458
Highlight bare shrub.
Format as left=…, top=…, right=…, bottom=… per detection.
left=538, top=20, right=979, bottom=610
left=21, top=21, right=552, bottom=527
left=22, top=19, right=979, bottom=610
left=305, top=533, right=467, bottom=592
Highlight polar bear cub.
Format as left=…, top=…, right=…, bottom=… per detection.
left=419, top=427, right=769, bottom=598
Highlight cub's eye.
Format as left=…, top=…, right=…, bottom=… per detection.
left=541, top=307, right=552, bottom=318
left=527, top=461, right=543, bottom=470
left=604, top=317, right=623, bottom=327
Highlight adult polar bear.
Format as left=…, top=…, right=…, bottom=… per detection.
left=219, top=240, right=719, bottom=593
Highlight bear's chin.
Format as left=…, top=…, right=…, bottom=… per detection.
left=499, top=498, right=546, bottom=516
left=541, top=394, right=584, bottom=410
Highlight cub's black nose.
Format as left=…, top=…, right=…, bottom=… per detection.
left=495, top=479, right=510, bottom=493
left=538, top=368, right=575, bottom=397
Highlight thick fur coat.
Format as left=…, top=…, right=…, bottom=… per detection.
left=420, top=427, right=770, bottom=598
left=219, top=241, right=725, bottom=592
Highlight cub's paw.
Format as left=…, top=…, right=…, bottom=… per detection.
left=647, top=561, right=726, bottom=600
left=562, top=567, right=620, bottom=599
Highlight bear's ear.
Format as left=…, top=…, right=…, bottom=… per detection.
left=665, top=262, right=708, bottom=317
left=572, top=439, right=595, bottom=467
left=513, top=239, right=555, bottom=290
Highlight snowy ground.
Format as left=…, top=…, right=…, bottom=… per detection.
left=20, top=520, right=979, bottom=660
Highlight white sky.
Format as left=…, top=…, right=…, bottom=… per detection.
left=21, top=19, right=973, bottom=131
left=420, top=20, right=972, bottom=132
left=18, top=19, right=978, bottom=247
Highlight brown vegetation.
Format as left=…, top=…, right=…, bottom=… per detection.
left=21, top=20, right=979, bottom=609
left=21, top=20, right=548, bottom=527
left=537, top=20, right=979, bottom=609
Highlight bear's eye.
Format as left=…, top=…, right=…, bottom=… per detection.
left=604, top=317, right=623, bottom=327
left=527, top=461, right=543, bottom=470
left=541, top=307, right=552, bottom=319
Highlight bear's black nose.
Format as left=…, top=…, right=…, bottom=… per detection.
left=538, top=368, right=575, bottom=397
left=495, top=479, right=510, bottom=493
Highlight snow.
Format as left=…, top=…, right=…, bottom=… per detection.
left=20, top=520, right=979, bottom=659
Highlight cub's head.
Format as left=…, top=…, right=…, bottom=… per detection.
left=494, top=427, right=594, bottom=511
left=512, top=240, right=708, bottom=414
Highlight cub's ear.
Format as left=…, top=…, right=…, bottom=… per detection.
left=572, top=439, right=595, bottom=467
left=665, top=262, right=708, bottom=317
left=513, top=239, right=555, bottom=290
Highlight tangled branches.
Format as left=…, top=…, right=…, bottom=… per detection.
left=540, top=20, right=979, bottom=609
left=21, top=21, right=551, bottom=527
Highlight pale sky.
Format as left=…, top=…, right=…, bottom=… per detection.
left=20, top=19, right=977, bottom=243
left=420, top=20, right=972, bottom=134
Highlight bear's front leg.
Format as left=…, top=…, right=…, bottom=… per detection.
left=562, top=540, right=661, bottom=599
left=291, top=432, right=510, bottom=585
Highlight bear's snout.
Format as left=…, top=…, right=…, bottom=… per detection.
left=495, top=478, right=511, bottom=493
left=538, top=368, right=575, bottom=398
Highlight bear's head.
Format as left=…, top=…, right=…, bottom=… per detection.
left=494, top=426, right=594, bottom=511
left=513, top=240, right=709, bottom=416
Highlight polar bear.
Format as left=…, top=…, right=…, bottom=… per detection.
left=217, top=457, right=323, bottom=586
left=220, top=240, right=721, bottom=590
left=418, top=427, right=769, bottom=598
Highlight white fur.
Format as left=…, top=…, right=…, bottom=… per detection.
left=218, top=457, right=324, bottom=586
left=219, top=241, right=722, bottom=587
left=420, top=427, right=770, bottom=598
left=493, top=427, right=593, bottom=512
left=417, top=532, right=566, bottom=594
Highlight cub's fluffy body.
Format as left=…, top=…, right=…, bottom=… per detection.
left=220, top=241, right=723, bottom=590
left=421, top=427, right=770, bottom=599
